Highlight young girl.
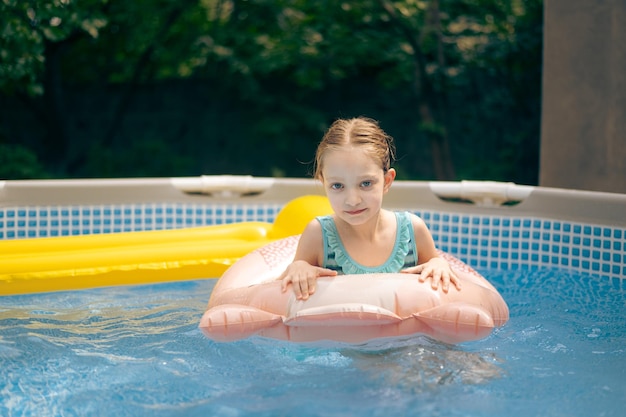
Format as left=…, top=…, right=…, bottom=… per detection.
left=279, top=116, right=460, bottom=300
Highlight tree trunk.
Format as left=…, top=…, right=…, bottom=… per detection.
left=91, top=3, right=190, bottom=169
left=41, top=37, right=74, bottom=175
left=378, top=0, right=455, bottom=180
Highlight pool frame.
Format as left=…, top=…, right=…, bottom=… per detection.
left=1, top=176, right=625, bottom=280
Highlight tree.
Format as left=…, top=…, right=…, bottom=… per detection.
left=0, top=0, right=542, bottom=183
left=1, top=0, right=109, bottom=174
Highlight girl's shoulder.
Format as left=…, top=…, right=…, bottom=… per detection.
left=394, top=211, right=429, bottom=237
left=295, top=218, right=325, bottom=266
left=303, top=217, right=325, bottom=236
left=391, top=210, right=423, bottom=225
left=400, top=210, right=424, bottom=224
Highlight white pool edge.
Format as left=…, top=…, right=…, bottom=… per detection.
left=1, top=176, right=625, bottom=227
left=1, top=176, right=624, bottom=280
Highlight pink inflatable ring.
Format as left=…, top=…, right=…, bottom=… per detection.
left=199, top=235, right=509, bottom=345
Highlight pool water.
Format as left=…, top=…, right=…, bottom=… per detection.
left=1, top=270, right=624, bottom=417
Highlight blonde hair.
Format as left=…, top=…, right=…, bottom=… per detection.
left=313, top=116, right=396, bottom=180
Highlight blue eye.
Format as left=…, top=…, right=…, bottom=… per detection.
left=361, top=181, right=372, bottom=188
left=330, top=183, right=343, bottom=190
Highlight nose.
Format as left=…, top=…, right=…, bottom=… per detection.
left=345, top=187, right=361, bottom=207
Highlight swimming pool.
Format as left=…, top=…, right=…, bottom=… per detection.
left=1, top=176, right=625, bottom=416
left=1, top=269, right=623, bottom=417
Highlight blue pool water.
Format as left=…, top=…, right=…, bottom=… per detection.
left=1, top=270, right=624, bottom=417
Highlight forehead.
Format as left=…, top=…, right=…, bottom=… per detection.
left=321, top=147, right=383, bottom=176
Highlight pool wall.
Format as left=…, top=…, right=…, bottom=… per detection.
left=1, top=176, right=625, bottom=280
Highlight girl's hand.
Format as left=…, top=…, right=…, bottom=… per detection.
left=279, top=260, right=337, bottom=300
left=402, top=257, right=461, bottom=293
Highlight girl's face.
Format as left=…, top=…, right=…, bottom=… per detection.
left=321, top=147, right=395, bottom=226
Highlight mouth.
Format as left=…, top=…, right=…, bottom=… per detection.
left=345, top=208, right=366, bottom=216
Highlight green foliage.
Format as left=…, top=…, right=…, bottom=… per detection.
left=0, top=0, right=543, bottom=183
left=0, top=144, right=48, bottom=179
left=83, top=139, right=195, bottom=178
left=0, top=0, right=108, bottom=95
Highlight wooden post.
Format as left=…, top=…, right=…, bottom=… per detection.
left=540, top=0, right=626, bottom=193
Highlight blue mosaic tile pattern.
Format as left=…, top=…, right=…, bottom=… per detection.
left=419, top=210, right=625, bottom=281
left=1, top=204, right=624, bottom=280
left=0, top=203, right=282, bottom=239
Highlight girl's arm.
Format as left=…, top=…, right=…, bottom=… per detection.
left=401, top=214, right=461, bottom=292
left=278, top=219, right=337, bottom=300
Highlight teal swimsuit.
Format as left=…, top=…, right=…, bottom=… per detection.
left=316, top=212, right=418, bottom=275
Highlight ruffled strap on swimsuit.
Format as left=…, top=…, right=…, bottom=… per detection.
left=317, top=212, right=417, bottom=275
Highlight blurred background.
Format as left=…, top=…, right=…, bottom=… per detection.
left=0, top=0, right=543, bottom=184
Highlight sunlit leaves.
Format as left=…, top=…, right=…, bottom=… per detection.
left=0, top=0, right=108, bottom=95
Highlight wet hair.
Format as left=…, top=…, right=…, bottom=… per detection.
left=313, top=116, right=396, bottom=180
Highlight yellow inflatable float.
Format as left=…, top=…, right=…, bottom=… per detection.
left=0, top=195, right=333, bottom=296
